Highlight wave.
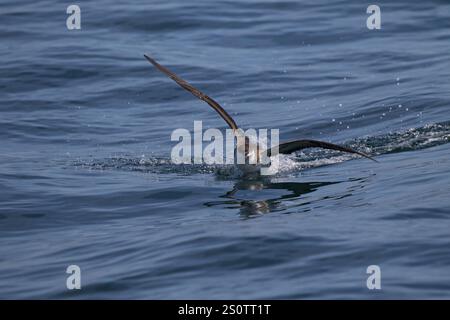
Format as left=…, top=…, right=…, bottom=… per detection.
left=75, top=121, right=450, bottom=176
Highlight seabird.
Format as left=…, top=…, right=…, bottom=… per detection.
left=144, top=54, right=377, bottom=172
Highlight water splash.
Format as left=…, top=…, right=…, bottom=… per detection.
left=75, top=121, right=450, bottom=176
left=356, top=121, right=450, bottom=155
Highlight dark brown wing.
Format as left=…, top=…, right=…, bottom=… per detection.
left=266, top=139, right=377, bottom=162
left=144, top=54, right=238, bottom=131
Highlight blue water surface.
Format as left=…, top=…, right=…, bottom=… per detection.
left=1, top=0, right=450, bottom=298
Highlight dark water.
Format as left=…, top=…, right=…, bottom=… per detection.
left=1, top=0, right=450, bottom=299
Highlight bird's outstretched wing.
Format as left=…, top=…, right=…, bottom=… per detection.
left=144, top=54, right=238, bottom=131
left=266, top=139, right=377, bottom=162
left=144, top=55, right=377, bottom=163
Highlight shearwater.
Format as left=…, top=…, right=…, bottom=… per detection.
left=144, top=54, right=377, bottom=174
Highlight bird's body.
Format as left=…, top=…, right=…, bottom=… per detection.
left=144, top=54, right=377, bottom=174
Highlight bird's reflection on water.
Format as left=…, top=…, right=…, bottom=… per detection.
left=204, top=175, right=343, bottom=217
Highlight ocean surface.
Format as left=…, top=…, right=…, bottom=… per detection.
left=1, top=0, right=450, bottom=299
